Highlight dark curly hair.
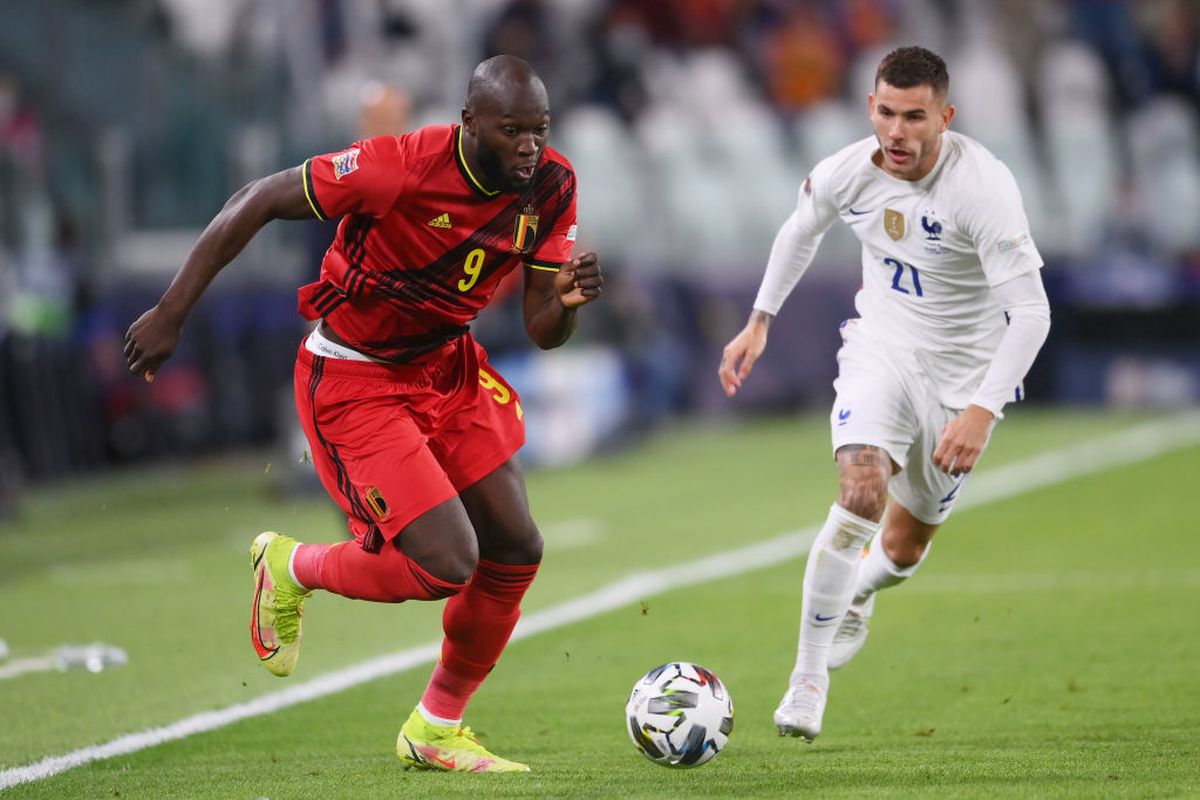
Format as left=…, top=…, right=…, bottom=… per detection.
left=875, top=46, right=949, bottom=97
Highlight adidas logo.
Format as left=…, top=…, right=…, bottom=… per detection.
left=427, top=212, right=451, bottom=229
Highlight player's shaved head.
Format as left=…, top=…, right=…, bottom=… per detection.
left=466, top=55, right=547, bottom=113
left=461, top=55, right=551, bottom=192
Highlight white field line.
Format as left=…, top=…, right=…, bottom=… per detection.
left=540, top=518, right=605, bottom=551
left=3, top=411, right=1198, bottom=789
left=0, top=657, right=60, bottom=681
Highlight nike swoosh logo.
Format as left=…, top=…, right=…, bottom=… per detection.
left=814, top=613, right=838, bottom=622
left=251, top=571, right=279, bottom=660
left=848, top=208, right=871, bottom=215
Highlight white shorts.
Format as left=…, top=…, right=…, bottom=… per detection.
left=829, top=322, right=975, bottom=525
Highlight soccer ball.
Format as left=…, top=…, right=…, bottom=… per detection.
left=625, top=661, right=734, bottom=767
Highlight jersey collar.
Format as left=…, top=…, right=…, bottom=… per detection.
left=454, top=125, right=501, bottom=199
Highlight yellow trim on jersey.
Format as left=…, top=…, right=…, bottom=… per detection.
left=457, top=126, right=500, bottom=197
left=302, top=159, right=327, bottom=221
left=524, top=262, right=561, bottom=272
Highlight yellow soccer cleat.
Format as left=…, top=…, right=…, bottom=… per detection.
left=249, top=531, right=311, bottom=677
left=396, top=708, right=531, bottom=773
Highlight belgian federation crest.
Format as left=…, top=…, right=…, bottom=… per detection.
left=363, top=487, right=389, bottom=521
left=513, top=205, right=539, bottom=253
left=884, top=208, right=905, bottom=241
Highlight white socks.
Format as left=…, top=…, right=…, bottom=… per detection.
left=417, top=701, right=461, bottom=728
left=287, top=544, right=308, bottom=591
left=851, top=535, right=931, bottom=604
left=792, top=504, right=880, bottom=688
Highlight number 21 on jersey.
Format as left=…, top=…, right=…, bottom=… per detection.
left=883, top=257, right=923, bottom=297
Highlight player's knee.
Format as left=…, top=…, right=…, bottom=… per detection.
left=506, top=526, right=543, bottom=565
left=406, top=540, right=478, bottom=587
left=884, top=530, right=931, bottom=568
left=837, top=476, right=888, bottom=522
left=397, top=498, right=481, bottom=586
left=477, top=517, right=544, bottom=565
left=427, top=549, right=479, bottom=587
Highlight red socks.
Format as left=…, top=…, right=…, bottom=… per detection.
left=292, top=541, right=463, bottom=602
left=292, top=544, right=538, bottom=722
left=420, top=559, right=539, bottom=721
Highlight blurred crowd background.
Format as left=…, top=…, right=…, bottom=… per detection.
left=0, top=0, right=1197, bottom=507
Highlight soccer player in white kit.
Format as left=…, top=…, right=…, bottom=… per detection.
left=718, top=46, right=1051, bottom=742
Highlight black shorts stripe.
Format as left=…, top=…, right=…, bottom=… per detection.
left=410, top=566, right=457, bottom=598
left=306, top=355, right=373, bottom=527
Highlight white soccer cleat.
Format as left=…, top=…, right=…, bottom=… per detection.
left=828, top=593, right=876, bottom=670
left=773, top=677, right=827, bottom=741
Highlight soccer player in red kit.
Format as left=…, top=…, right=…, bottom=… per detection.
left=124, top=56, right=602, bottom=773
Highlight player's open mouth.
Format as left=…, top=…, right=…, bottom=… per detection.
left=513, top=165, right=536, bottom=180
left=887, top=148, right=911, bottom=164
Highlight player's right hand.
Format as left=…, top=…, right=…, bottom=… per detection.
left=718, top=316, right=770, bottom=397
left=124, top=306, right=183, bottom=383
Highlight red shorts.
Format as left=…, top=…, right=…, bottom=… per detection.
left=293, top=333, right=524, bottom=546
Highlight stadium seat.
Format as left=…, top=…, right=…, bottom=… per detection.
left=633, top=56, right=743, bottom=274
left=556, top=105, right=644, bottom=262
left=951, top=38, right=1051, bottom=248
left=792, top=101, right=864, bottom=272
left=1038, top=40, right=1120, bottom=258
left=1126, top=96, right=1200, bottom=254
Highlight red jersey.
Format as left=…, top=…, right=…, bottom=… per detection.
left=298, top=124, right=578, bottom=362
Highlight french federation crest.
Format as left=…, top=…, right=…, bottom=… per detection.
left=884, top=208, right=905, bottom=241
left=513, top=205, right=539, bottom=253
left=921, top=210, right=943, bottom=240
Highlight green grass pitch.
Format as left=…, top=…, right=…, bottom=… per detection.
left=0, top=410, right=1197, bottom=798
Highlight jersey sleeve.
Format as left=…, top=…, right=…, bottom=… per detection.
left=524, top=172, right=577, bottom=272
left=303, top=136, right=407, bottom=221
left=794, top=157, right=842, bottom=237
left=964, top=158, right=1044, bottom=286
left=752, top=157, right=841, bottom=314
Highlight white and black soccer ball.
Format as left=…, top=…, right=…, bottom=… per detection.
left=625, top=661, right=734, bottom=767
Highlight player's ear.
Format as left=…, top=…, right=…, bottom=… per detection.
left=940, top=103, right=955, bottom=132
left=461, top=108, right=475, bottom=134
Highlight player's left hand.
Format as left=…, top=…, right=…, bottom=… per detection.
left=933, top=404, right=995, bottom=476
left=555, top=252, right=602, bottom=308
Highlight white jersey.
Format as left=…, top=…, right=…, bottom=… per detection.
left=756, top=131, right=1043, bottom=408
